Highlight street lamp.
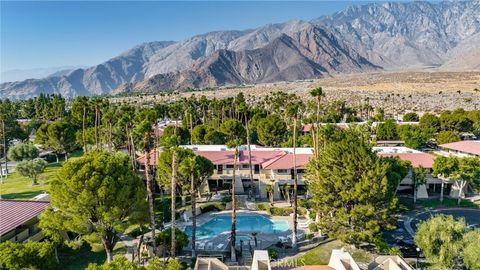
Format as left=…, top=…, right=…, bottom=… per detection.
left=416, top=247, right=421, bottom=269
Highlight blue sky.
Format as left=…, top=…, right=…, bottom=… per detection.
left=2, top=1, right=401, bottom=71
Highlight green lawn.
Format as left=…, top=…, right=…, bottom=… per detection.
left=0, top=150, right=83, bottom=200
left=284, top=239, right=375, bottom=265
left=58, top=241, right=126, bottom=269
left=418, top=197, right=479, bottom=208
left=58, top=244, right=106, bottom=270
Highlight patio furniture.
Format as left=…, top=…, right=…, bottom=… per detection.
left=197, top=242, right=206, bottom=250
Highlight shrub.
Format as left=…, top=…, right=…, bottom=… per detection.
left=298, top=207, right=307, bottom=217
left=200, top=203, right=225, bottom=213
left=256, top=203, right=271, bottom=211
left=157, top=228, right=189, bottom=254
left=308, top=222, right=318, bottom=232
left=305, top=233, right=314, bottom=240
left=221, top=196, right=232, bottom=204
left=267, top=248, right=278, bottom=260
left=268, top=207, right=293, bottom=216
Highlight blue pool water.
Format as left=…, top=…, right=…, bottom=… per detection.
left=184, top=214, right=289, bottom=240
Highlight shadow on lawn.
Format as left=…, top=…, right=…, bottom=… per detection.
left=58, top=244, right=106, bottom=270
left=1, top=191, right=45, bottom=200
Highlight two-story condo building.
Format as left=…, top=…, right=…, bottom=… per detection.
left=139, top=145, right=313, bottom=200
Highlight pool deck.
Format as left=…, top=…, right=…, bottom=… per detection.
left=183, top=210, right=309, bottom=255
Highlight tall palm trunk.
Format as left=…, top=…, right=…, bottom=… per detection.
left=108, top=122, right=113, bottom=152
left=190, top=170, right=197, bottom=257
left=95, top=106, right=99, bottom=149
left=144, top=133, right=157, bottom=252
left=171, top=148, right=178, bottom=258
left=245, top=114, right=255, bottom=198
left=82, top=106, right=87, bottom=153
left=189, top=112, right=193, bottom=145
left=292, top=117, right=298, bottom=247
left=2, top=120, right=7, bottom=178
left=230, top=147, right=238, bottom=262
left=315, top=97, right=321, bottom=158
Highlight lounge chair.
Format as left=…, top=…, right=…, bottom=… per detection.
left=298, top=219, right=311, bottom=228
left=279, top=236, right=289, bottom=243
left=183, top=212, right=190, bottom=222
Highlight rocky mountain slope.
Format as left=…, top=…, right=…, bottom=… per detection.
left=119, top=28, right=378, bottom=92
left=1, top=0, right=479, bottom=99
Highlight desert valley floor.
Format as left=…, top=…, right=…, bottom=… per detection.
left=112, top=71, right=480, bottom=115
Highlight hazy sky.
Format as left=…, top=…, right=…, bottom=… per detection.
left=1, top=1, right=406, bottom=71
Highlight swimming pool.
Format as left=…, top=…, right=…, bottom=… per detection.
left=184, top=213, right=289, bottom=240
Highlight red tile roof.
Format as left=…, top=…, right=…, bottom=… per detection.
left=262, top=153, right=312, bottom=169
left=378, top=152, right=436, bottom=168
left=239, top=150, right=286, bottom=165
left=195, top=150, right=287, bottom=165
left=0, top=200, right=49, bottom=236
left=195, top=150, right=236, bottom=165
left=136, top=148, right=161, bottom=166
left=137, top=148, right=313, bottom=170
left=439, top=140, right=480, bottom=156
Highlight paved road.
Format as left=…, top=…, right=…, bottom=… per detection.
left=411, top=208, right=480, bottom=231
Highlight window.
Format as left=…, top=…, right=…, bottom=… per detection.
left=226, top=165, right=234, bottom=169
left=277, top=169, right=288, bottom=174
left=217, top=165, right=223, bottom=173
left=241, top=164, right=250, bottom=169
left=297, top=169, right=305, bottom=174
left=254, top=165, right=260, bottom=174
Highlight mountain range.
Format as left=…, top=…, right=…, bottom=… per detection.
left=1, top=0, right=479, bottom=99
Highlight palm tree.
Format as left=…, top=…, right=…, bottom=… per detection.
left=170, top=139, right=179, bottom=258
left=72, top=97, right=91, bottom=153
left=227, top=139, right=241, bottom=262
left=239, top=103, right=255, bottom=199
left=265, top=184, right=274, bottom=206
left=286, top=101, right=303, bottom=248
left=134, top=109, right=158, bottom=253
left=310, top=87, right=324, bottom=158
left=220, top=119, right=246, bottom=262
left=166, top=104, right=184, bottom=258
left=180, top=155, right=214, bottom=257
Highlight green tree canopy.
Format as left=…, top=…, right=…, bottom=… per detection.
left=16, top=158, right=47, bottom=185
left=0, top=240, right=57, bottom=270
left=256, top=114, right=287, bottom=146
left=415, top=215, right=466, bottom=269
left=376, top=120, right=398, bottom=140
left=436, top=130, right=460, bottom=145
left=47, top=120, right=78, bottom=160
left=156, top=147, right=195, bottom=189
left=397, top=124, right=432, bottom=149
left=156, top=228, right=189, bottom=255
left=419, top=113, right=441, bottom=132
left=402, top=112, right=419, bottom=122
left=463, top=229, right=480, bottom=270
left=85, top=256, right=184, bottom=270
left=40, top=150, right=147, bottom=262
left=7, top=142, right=39, bottom=161
left=433, top=156, right=480, bottom=203
left=220, top=119, right=246, bottom=145
left=306, top=129, right=401, bottom=245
